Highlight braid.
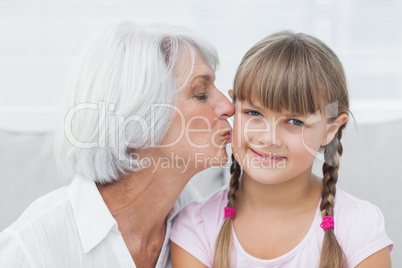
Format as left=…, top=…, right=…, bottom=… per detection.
left=213, top=154, right=241, bottom=268
left=228, top=154, right=241, bottom=207
left=319, top=126, right=345, bottom=268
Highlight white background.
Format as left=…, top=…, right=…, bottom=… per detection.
left=1, top=0, right=402, bottom=131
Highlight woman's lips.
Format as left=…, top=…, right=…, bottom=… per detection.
left=222, top=130, right=232, bottom=141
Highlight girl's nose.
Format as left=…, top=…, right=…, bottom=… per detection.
left=256, top=122, right=282, bottom=147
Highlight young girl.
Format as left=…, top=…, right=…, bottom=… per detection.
left=170, top=31, right=393, bottom=267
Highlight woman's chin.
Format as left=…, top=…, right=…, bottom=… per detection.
left=209, top=149, right=230, bottom=167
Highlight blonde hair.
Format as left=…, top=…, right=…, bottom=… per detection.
left=213, top=31, right=349, bottom=268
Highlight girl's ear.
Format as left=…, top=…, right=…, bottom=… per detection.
left=321, top=113, right=348, bottom=146
left=228, top=89, right=234, bottom=100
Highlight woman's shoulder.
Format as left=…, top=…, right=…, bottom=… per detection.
left=4, top=186, right=69, bottom=234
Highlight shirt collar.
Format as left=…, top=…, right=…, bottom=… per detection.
left=68, top=174, right=198, bottom=255
left=68, top=173, right=117, bottom=253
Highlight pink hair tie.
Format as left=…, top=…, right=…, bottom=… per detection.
left=320, top=215, right=334, bottom=231
left=224, top=207, right=236, bottom=219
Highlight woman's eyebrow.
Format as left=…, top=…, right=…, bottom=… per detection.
left=190, top=74, right=214, bottom=85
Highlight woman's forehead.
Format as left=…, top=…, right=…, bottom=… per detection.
left=175, top=47, right=214, bottom=90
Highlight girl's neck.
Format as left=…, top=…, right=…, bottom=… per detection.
left=237, top=169, right=322, bottom=217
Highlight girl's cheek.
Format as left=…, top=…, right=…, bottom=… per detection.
left=299, top=134, right=323, bottom=154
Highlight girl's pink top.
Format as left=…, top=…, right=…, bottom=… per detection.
left=170, top=186, right=393, bottom=268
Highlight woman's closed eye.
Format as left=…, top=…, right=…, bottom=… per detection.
left=286, top=118, right=306, bottom=126
left=194, top=93, right=208, bottom=101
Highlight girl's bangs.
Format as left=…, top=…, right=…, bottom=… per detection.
left=234, top=38, right=328, bottom=116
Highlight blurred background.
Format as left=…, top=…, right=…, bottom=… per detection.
left=0, top=0, right=401, bottom=264
left=1, top=0, right=402, bottom=131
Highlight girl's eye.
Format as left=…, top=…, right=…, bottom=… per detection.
left=287, top=119, right=305, bottom=126
left=246, top=110, right=262, bottom=117
left=194, top=94, right=207, bottom=101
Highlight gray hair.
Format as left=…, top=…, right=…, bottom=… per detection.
left=54, top=21, right=219, bottom=184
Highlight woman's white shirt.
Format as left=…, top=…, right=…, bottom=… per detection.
left=0, top=173, right=197, bottom=268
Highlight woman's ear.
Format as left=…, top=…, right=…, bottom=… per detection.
left=321, top=113, right=348, bottom=146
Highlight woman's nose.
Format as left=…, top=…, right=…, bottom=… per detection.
left=215, top=89, right=235, bottom=120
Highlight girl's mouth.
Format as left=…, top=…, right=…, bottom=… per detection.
left=250, top=149, right=286, bottom=162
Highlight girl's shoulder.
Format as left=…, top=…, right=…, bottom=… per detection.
left=334, top=187, right=383, bottom=218
left=333, top=188, right=394, bottom=266
left=170, top=186, right=229, bottom=267
left=200, top=184, right=230, bottom=210
left=175, top=185, right=229, bottom=227
left=334, top=187, right=388, bottom=232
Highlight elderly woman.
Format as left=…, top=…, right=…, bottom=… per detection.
left=0, top=21, right=234, bottom=267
